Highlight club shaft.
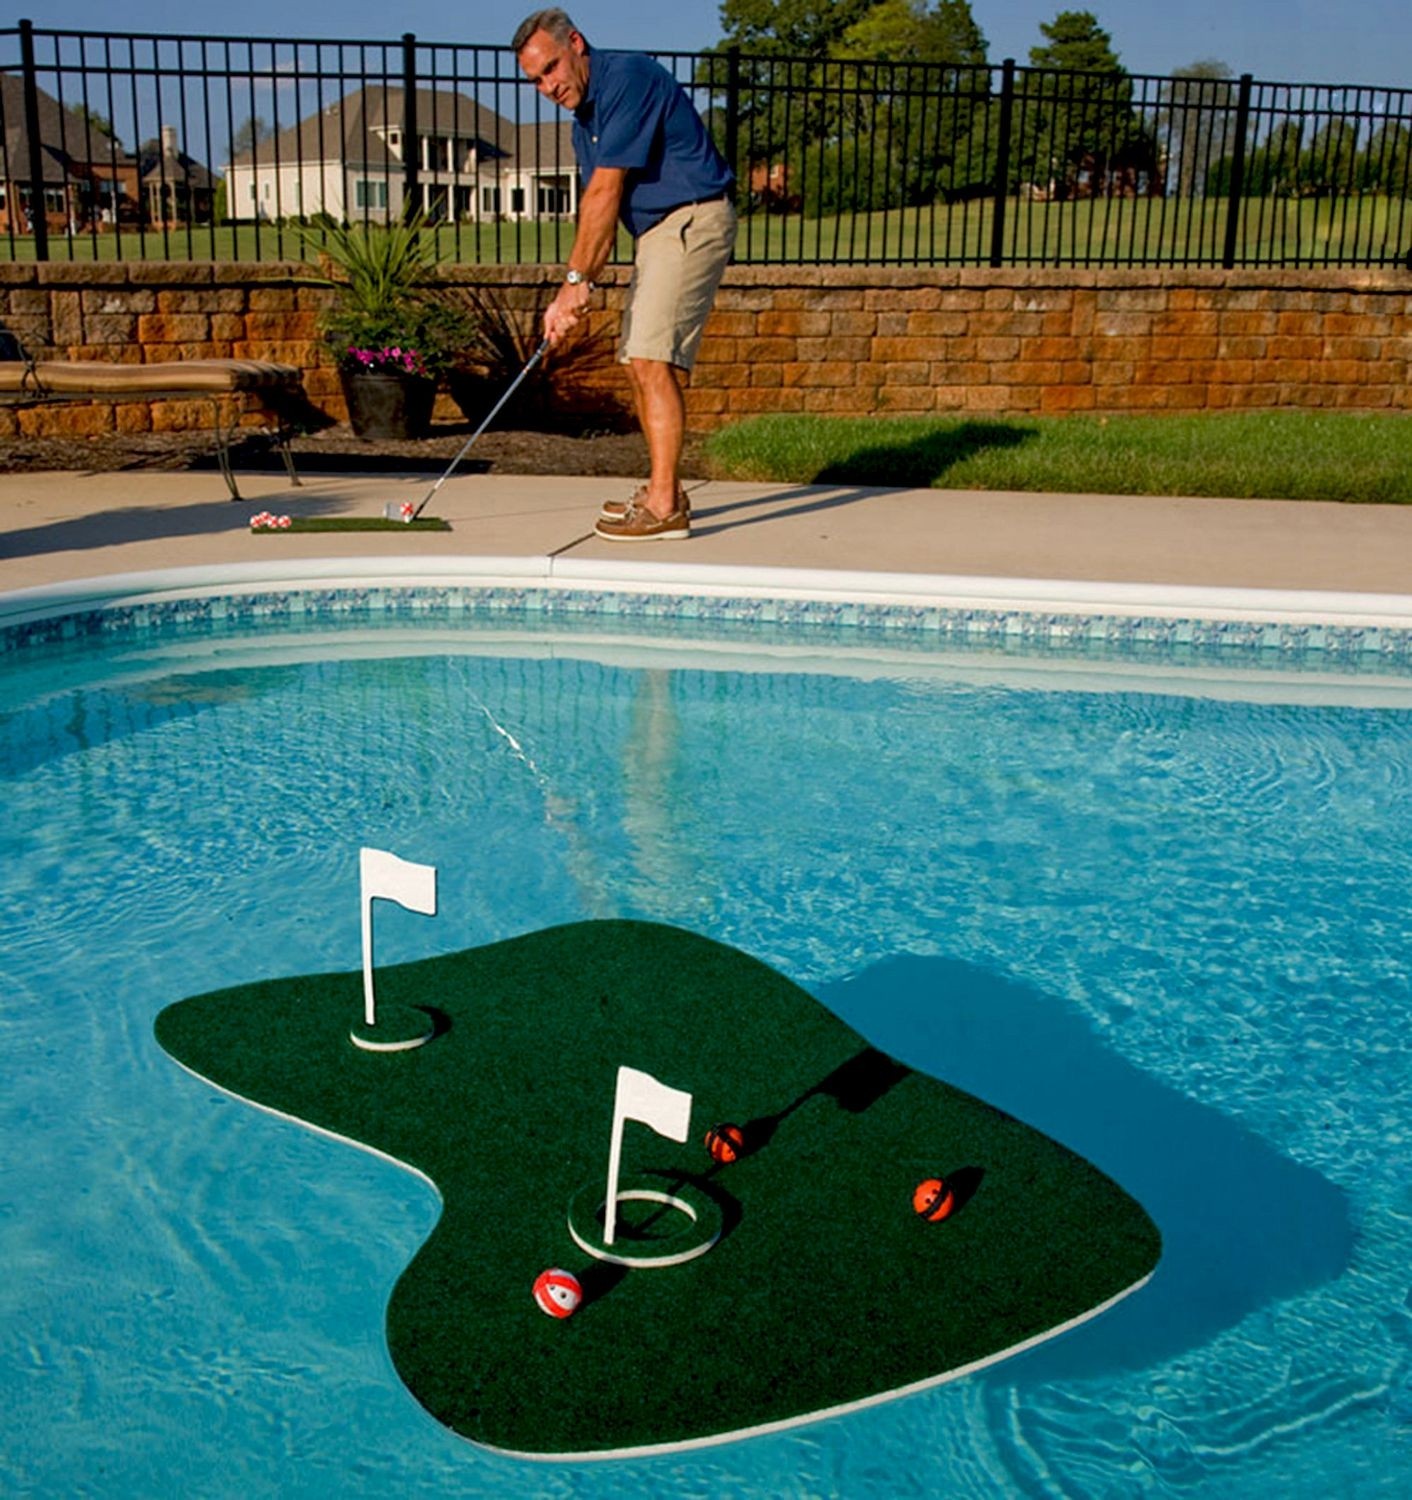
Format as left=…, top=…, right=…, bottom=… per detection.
left=412, top=339, right=550, bottom=518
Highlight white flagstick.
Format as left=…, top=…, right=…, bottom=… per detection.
left=360, top=847, right=437, bottom=1028
left=604, top=1065, right=692, bottom=1246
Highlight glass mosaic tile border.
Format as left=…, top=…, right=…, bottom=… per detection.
left=3, top=582, right=1412, bottom=669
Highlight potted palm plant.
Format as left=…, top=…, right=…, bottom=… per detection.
left=303, top=214, right=473, bottom=439
left=444, top=282, right=633, bottom=433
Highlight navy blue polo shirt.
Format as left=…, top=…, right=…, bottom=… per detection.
left=572, top=49, right=733, bottom=239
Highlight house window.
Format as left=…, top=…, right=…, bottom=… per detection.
left=510, top=187, right=524, bottom=213
left=537, top=181, right=569, bottom=215
left=355, top=179, right=388, bottom=209
left=249, top=182, right=256, bottom=200
left=481, top=186, right=500, bottom=213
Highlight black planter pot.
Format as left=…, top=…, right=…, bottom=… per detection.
left=340, top=369, right=437, bottom=439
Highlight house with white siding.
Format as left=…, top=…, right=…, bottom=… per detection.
left=224, top=86, right=576, bottom=225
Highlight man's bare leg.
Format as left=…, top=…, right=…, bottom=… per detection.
left=627, top=357, right=686, bottom=519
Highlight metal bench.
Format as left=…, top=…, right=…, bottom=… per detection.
left=0, top=344, right=305, bottom=500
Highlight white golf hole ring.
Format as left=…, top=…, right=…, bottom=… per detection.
left=568, top=1182, right=723, bottom=1269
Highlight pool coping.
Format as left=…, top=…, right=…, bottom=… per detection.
left=4, top=552, right=1412, bottom=633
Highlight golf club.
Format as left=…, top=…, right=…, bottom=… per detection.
left=403, top=337, right=550, bottom=520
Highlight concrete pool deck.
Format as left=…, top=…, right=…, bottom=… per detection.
left=2, top=466, right=1411, bottom=625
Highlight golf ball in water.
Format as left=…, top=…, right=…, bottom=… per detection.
left=533, top=1268, right=583, bottom=1318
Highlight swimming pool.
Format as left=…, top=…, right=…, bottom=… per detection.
left=2, top=592, right=1410, bottom=1497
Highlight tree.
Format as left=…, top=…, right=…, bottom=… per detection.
left=1012, top=9, right=1156, bottom=200
left=714, top=0, right=876, bottom=57
left=231, top=115, right=273, bottom=156
left=1211, top=118, right=1303, bottom=197
left=829, top=0, right=986, bottom=66
left=929, top=0, right=989, bottom=66
left=807, top=2, right=991, bottom=213
left=1157, top=60, right=1236, bottom=197
left=702, top=1, right=864, bottom=214
left=1302, top=118, right=1361, bottom=196
left=1028, top=9, right=1122, bottom=73
left=1359, top=121, right=1412, bottom=194
left=1254, top=120, right=1306, bottom=196
left=63, top=103, right=120, bottom=149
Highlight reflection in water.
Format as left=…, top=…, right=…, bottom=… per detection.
left=620, top=668, right=709, bottom=923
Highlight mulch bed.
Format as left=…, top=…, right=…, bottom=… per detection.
left=0, top=422, right=711, bottom=482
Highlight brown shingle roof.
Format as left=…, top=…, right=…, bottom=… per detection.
left=140, top=150, right=216, bottom=190
left=226, top=85, right=572, bottom=172
left=0, top=74, right=137, bottom=184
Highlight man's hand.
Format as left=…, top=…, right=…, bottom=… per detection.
left=541, top=167, right=626, bottom=345
left=543, top=279, right=592, bottom=346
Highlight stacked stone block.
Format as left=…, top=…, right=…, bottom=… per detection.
left=690, top=268, right=1412, bottom=425
left=1, top=261, right=1407, bottom=439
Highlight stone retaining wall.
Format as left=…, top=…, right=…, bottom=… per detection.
left=1, top=261, right=1408, bottom=438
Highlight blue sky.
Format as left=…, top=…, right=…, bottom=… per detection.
left=15, top=1, right=1411, bottom=89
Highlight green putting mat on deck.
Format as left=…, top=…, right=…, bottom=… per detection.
left=154, top=920, right=1160, bottom=1458
left=249, top=516, right=452, bottom=532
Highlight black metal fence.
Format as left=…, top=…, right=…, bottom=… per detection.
left=3, top=19, right=1410, bottom=269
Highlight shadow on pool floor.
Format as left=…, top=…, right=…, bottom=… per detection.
left=817, top=953, right=1353, bottom=1385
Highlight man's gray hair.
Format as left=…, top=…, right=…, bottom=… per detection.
left=512, top=9, right=580, bottom=53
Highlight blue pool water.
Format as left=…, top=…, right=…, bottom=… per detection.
left=2, top=608, right=1410, bottom=1497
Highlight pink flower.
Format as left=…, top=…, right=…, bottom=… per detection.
left=343, top=344, right=430, bottom=378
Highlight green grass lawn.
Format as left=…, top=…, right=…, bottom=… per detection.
left=730, top=193, right=1411, bottom=268
left=700, top=411, right=1412, bottom=504
left=0, top=219, right=593, bottom=266
left=7, top=195, right=1406, bottom=266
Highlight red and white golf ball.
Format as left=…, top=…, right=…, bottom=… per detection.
left=532, top=1267, right=582, bottom=1319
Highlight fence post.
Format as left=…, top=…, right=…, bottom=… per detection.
left=19, top=19, right=49, bottom=262
left=989, top=58, right=1015, bottom=269
left=1222, top=73, right=1254, bottom=269
left=402, top=32, right=420, bottom=223
left=725, top=45, right=740, bottom=179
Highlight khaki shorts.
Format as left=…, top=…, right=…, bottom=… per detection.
left=619, top=197, right=736, bottom=372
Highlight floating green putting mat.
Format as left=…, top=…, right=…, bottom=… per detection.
left=154, top=920, right=1160, bottom=1458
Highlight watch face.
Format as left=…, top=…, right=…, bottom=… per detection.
left=566, top=270, right=584, bottom=284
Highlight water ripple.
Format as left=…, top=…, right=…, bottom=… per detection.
left=3, top=635, right=1410, bottom=1496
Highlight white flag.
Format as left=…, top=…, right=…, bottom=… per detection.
left=360, top=847, right=437, bottom=1027
left=616, top=1065, right=692, bottom=1142
left=603, top=1065, right=693, bottom=1246
left=361, top=847, right=437, bottom=917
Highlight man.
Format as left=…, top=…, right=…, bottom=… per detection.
left=514, top=9, right=736, bottom=541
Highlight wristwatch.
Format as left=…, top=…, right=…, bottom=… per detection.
left=565, top=268, right=593, bottom=289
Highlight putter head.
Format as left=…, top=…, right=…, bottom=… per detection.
left=383, top=501, right=416, bottom=524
